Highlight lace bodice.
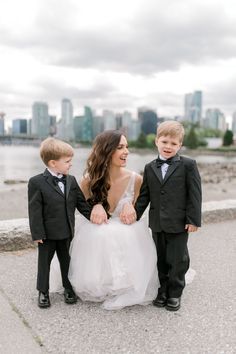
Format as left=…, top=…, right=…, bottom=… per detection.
left=111, top=172, right=136, bottom=217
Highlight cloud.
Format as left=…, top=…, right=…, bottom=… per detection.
left=1, top=0, right=236, bottom=122
left=1, top=0, right=236, bottom=75
left=206, top=77, right=236, bottom=114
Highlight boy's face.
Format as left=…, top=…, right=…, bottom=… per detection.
left=155, top=134, right=182, bottom=159
left=48, top=156, right=73, bottom=175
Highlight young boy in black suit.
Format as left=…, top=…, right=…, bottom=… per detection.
left=122, top=121, right=202, bottom=311
left=28, top=138, right=105, bottom=308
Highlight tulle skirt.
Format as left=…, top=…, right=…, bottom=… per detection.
left=50, top=215, right=195, bottom=310
left=50, top=215, right=159, bottom=310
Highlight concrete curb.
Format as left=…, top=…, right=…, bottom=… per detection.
left=1, top=200, right=236, bottom=252
left=202, top=199, right=236, bottom=223
left=0, top=218, right=33, bottom=252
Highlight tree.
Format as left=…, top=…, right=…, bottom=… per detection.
left=184, top=126, right=199, bottom=149
left=136, top=133, right=147, bottom=148
left=223, top=130, right=233, bottom=146
left=146, top=134, right=156, bottom=148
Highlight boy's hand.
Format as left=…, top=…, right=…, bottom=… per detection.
left=185, top=224, right=198, bottom=232
left=34, top=239, right=44, bottom=244
left=91, top=204, right=108, bottom=224
left=120, top=203, right=137, bottom=224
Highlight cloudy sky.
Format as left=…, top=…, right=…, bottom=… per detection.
left=1, top=0, right=236, bottom=125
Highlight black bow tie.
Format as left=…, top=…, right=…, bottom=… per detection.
left=156, top=158, right=173, bottom=168
left=53, top=175, right=67, bottom=185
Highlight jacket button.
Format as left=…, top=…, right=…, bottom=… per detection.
left=161, top=190, right=165, bottom=194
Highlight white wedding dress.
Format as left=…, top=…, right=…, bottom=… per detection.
left=50, top=172, right=195, bottom=310
left=50, top=172, right=159, bottom=310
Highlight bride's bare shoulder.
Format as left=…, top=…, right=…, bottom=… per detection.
left=80, top=176, right=90, bottom=199
left=125, top=169, right=142, bottom=182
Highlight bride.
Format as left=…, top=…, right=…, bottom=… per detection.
left=68, top=130, right=158, bottom=310
left=51, top=130, right=159, bottom=310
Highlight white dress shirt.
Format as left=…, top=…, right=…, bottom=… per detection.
left=159, top=155, right=169, bottom=179
left=47, top=168, right=65, bottom=194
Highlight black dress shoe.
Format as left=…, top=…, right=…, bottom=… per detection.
left=64, top=289, right=77, bottom=304
left=153, top=293, right=167, bottom=307
left=38, top=292, right=50, bottom=308
left=165, top=297, right=181, bottom=311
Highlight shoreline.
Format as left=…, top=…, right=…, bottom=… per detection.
left=1, top=160, right=236, bottom=220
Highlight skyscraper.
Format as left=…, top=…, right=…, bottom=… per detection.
left=74, top=107, right=94, bottom=142
left=12, top=119, right=27, bottom=135
left=232, top=112, right=236, bottom=135
left=138, top=107, right=158, bottom=135
left=184, top=91, right=202, bottom=124
left=0, top=112, right=5, bottom=135
left=82, top=106, right=93, bottom=142
left=205, top=108, right=226, bottom=131
left=61, top=98, right=74, bottom=141
left=103, top=110, right=116, bottom=130
left=32, top=102, right=50, bottom=138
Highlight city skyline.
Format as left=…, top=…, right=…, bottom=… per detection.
left=1, top=0, right=236, bottom=125
left=0, top=93, right=229, bottom=132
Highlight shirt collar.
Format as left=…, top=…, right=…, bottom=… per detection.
left=47, top=168, right=63, bottom=178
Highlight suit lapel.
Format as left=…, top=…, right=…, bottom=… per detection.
left=66, top=175, right=72, bottom=199
left=150, top=160, right=163, bottom=184
left=43, top=169, right=64, bottom=197
left=163, top=155, right=181, bottom=184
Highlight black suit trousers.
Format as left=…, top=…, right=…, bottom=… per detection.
left=37, top=238, right=72, bottom=293
left=152, top=231, right=190, bottom=298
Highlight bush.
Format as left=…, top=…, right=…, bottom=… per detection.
left=223, top=130, right=233, bottom=146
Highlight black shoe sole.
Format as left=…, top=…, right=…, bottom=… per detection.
left=64, top=298, right=77, bottom=304
left=38, top=302, right=51, bottom=308
left=165, top=304, right=180, bottom=311
left=153, top=301, right=166, bottom=308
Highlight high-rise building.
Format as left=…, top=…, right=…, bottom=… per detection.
left=129, top=119, right=141, bottom=141
left=92, top=115, right=104, bottom=138
left=103, top=110, right=116, bottom=130
left=74, top=106, right=94, bottom=142
left=82, top=106, right=93, bottom=142
left=232, top=112, right=236, bottom=136
left=32, top=102, right=50, bottom=138
left=184, top=91, right=202, bottom=124
left=0, top=112, right=5, bottom=135
left=205, top=108, right=226, bottom=131
left=138, top=107, right=158, bottom=135
left=74, top=116, right=84, bottom=141
left=49, top=115, right=57, bottom=136
left=12, top=119, right=27, bottom=135
left=61, top=98, right=74, bottom=141
left=115, top=111, right=134, bottom=139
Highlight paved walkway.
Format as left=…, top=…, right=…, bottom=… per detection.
left=0, top=220, right=236, bottom=353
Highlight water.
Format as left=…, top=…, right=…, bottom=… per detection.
left=0, top=146, right=157, bottom=190
left=1, top=145, right=236, bottom=190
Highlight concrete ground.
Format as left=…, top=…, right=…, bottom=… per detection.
left=0, top=220, right=236, bottom=354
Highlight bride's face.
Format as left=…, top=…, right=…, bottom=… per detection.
left=111, top=135, right=129, bottom=167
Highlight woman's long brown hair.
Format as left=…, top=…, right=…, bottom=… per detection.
left=84, top=130, right=123, bottom=214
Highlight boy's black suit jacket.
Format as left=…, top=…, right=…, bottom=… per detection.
left=28, top=169, right=91, bottom=241
left=135, top=155, right=202, bottom=233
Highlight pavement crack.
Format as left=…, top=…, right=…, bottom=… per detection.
left=0, top=286, right=46, bottom=351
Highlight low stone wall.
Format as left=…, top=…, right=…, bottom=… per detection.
left=1, top=200, right=236, bottom=252
left=0, top=219, right=33, bottom=252
left=202, top=200, right=236, bottom=223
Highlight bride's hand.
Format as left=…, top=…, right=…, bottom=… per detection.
left=91, top=204, right=108, bottom=224
left=120, top=203, right=137, bottom=224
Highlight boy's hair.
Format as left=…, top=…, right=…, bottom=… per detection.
left=40, top=138, right=74, bottom=165
left=157, top=121, right=185, bottom=143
